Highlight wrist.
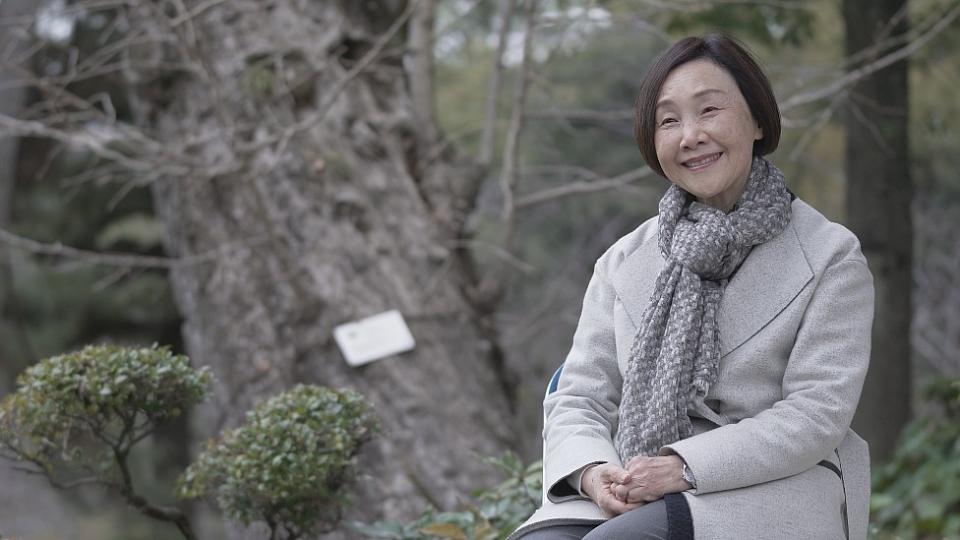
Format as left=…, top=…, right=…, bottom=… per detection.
left=665, top=455, right=692, bottom=491
left=581, top=464, right=601, bottom=498
left=679, top=459, right=697, bottom=491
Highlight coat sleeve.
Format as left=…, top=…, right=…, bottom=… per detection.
left=661, top=254, right=874, bottom=494
left=542, top=255, right=625, bottom=502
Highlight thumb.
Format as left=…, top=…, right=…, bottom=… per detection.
left=598, top=465, right=622, bottom=483
left=601, top=466, right=630, bottom=484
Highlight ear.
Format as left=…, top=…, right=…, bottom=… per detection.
left=753, top=121, right=763, bottom=141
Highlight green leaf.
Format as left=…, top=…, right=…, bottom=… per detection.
left=420, top=523, right=468, bottom=540
left=94, top=213, right=165, bottom=250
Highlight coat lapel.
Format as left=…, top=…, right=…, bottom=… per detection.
left=610, top=234, right=662, bottom=330
left=717, top=224, right=812, bottom=356
left=610, top=221, right=813, bottom=357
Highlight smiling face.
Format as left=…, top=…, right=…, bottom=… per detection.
left=654, top=59, right=763, bottom=212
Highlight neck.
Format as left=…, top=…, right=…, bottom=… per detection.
left=697, top=190, right=742, bottom=213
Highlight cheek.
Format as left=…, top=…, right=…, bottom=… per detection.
left=654, top=133, right=675, bottom=162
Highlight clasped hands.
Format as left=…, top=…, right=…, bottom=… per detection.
left=581, top=455, right=691, bottom=518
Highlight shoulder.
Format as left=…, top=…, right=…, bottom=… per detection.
left=591, top=199, right=869, bottom=278
left=594, top=214, right=659, bottom=278
left=789, top=199, right=869, bottom=272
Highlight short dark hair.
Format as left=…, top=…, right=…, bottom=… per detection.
left=634, top=33, right=781, bottom=177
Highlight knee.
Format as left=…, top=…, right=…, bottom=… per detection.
left=583, top=502, right=669, bottom=540
left=515, top=524, right=594, bottom=540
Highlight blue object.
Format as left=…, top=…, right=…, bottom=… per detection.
left=548, top=363, right=565, bottom=395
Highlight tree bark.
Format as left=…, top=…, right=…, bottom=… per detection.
left=128, top=0, right=514, bottom=527
left=842, top=0, right=912, bottom=462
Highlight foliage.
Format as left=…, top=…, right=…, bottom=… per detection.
left=0, top=344, right=382, bottom=540
left=870, top=377, right=960, bottom=539
left=350, top=452, right=541, bottom=540
left=179, top=384, right=379, bottom=539
left=664, top=3, right=816, bottom=46
left=0, top=344, right=210, bottom=479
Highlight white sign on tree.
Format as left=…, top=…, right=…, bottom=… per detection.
left=333, top=310, right=416, bottom=367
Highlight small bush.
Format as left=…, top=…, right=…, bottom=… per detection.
left=0, top=344, right=210, bottom=477
left=179, top=384, right=378, bottom=538
left=870, top=376, right=960, bottom=539
left=350, top=452, right=542, bottom=540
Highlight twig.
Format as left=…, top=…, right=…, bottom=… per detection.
left=498, top=0, right=539, bottom=226
left=780, top=0, right=960, bottom=111
left=787, top=94, right=844, bottom=162
left=169, top=0, right=230, bottom=28
left=452, top=239, right=535, bottom=274
left=524, top=108, right=634, bottom=121
left=0, top=226, right=269, bottom=270
left=251, top=0, right=420, bottom=152
left=640, top=0, right=813, bottom=11
left=478, top=0, right=517, bottom=167
left=112, top=443, right=197, bottom=540
left=0, top=0, right=132, bottom=28
left=9, top=466, right=110, bottom=490
left=0, top=113, right=169, bottom=173
left=517, top=166, right=654, bottom=209
left=408, top=0, right=439, bottom=147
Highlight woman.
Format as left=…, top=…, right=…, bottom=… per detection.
left=510, top=33, right=874, bottom=540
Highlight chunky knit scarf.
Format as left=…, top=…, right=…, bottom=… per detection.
left=614, top=157, right=793, bottom=463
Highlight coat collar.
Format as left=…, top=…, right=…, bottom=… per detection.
left=610, top=219, right=813, bottom=357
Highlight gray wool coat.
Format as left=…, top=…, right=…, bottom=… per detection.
left=510, top=198, right=875, bottom=540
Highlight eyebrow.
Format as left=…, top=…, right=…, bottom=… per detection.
left=656, top=88, right=727, bottom=110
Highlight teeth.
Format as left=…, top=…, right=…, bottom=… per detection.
left=685, top=153, right=719, bottom=168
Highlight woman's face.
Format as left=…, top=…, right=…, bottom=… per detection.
left=653, top=58, right=763, bottom=212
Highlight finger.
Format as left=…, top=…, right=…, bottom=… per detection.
left=621, top=486, right=651, bottom=505
left=612, top=483, right=630, bottom=501
left=603, top=494, right=644, bottom=515
left=599, top=466, right=631, bottom=485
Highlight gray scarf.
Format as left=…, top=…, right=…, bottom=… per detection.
left=614, top=157, right=792, bottom=462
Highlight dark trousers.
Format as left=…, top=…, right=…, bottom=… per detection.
left=517, top=493, right=692, bottom=540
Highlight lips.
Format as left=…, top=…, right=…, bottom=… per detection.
left=682, top=152, right=722, bottom=170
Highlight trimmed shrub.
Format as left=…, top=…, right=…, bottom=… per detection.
left=179, top=384, right=378, bottom=538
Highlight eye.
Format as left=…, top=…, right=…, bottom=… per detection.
left=659, top=117, right=677, bottom=127
left=702, top=106, right=720, bottom=114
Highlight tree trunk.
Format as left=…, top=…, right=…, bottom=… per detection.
left=130, top=0, right=513, bottom=527
left=842, top=0, right=912, bottom=463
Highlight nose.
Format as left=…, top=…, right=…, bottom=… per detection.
left=680, top=120, right=707, bottom=150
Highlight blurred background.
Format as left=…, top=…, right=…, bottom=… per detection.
left=0, top=0, right=958, bottom=538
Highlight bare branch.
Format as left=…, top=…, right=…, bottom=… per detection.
left=251, top=0, right=420, bottom=152
left=0, top=113, right=167, bottom=173
left=525, top=108, right=634, bottom=122
left=467, top=0, right=539, bottom=308
left=479, top=0, right=517, bottom=167
left=9, top=466, right=110, bottom=490
left=0, top=226, right=269, bottom=270
left=112, top=443, right=197, bottom=539
left=498, top=0, right=538, bottom=226
left=787, top=94, right=843, bottom=162
left=0, top=0, right=132, bottom=28
left=452, top=239, right=536, bottom=274
left=639, top=0, right=814, bottom=11
left=408, top=0, right=439, bottom=147
left=517, top=166, right=656, bottom=209
left=780, top=1, right=960, bottom=111
left=169, top=0, right=232, bottom=27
